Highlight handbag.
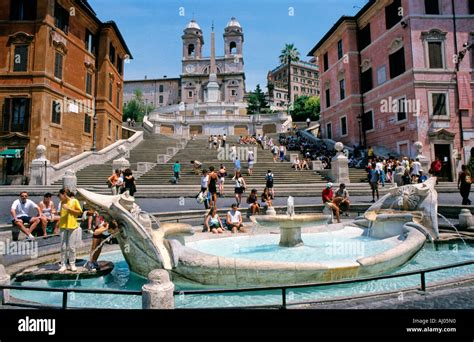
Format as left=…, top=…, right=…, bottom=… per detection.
left=465, top=175, right=472, bottom=184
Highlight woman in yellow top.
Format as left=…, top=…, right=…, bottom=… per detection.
left=58, top=188, right=83, bottom=272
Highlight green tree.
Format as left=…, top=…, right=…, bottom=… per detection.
left=247, top=84, right=269, bottom=114
left=279, top=43, right=300, bottom=64
left=291, top=95, right=320, bottom=122
left=122, top=89, right=155, bottom=122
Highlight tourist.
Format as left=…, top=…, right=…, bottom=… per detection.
left=301, top=157, right=310, bottom=170
left=257, top=135, right=264, bottom=150
left=198, top=169, right=210, bottom=209
left=367, top=146, right=374, bottom=159
left=121, top=169, right=137, bottom=196
left=233, top=171, right=246, bottom=207
left=208, top=135, right=213, bottom=149
left=218, top=164, right=227, bottom=197
left=192, top=134, right=196, bottom=141
left=335, top=183, right=350, bottom=215
left=418, top=170, right=428, bottom=183
left=234, top=156, right=241, bottom=175
left=204, top=207, right=224, bottom=234
left=410, top=158, right=422, bottom=183
left=191, top=160, right=202, bottom=175
left=217, top=135, right=222, bottom=149
left=321, top=183, right=340, bottom=223
left=292, top=156, right=301, bottom=171
left=173, top=161, right=181, bottom=184
left=222, top=133, right=227, bottom=148
left=429, top=157, right=442, bottom=184
left=83, top=207, right=101, bottom=234
left=57, top=188, right=83, bottom=272
left=279, top=145, right=285, bottom=162
left=306, top=117, right=311, bottom=127
left=369, top=167, right=381, bottom=203
left=261, top=187, right=273, bottom=209
left=402, top=169, right=412, bottom=185
left=87, top=220, right=119, bottom=271
left=265, top=170, right=275, bottom=198
left=230, top=144, right=237, bottom=161
left=458, top=165, right=472, bottom=205
left=213, top=135, right=218, bottom=149
left=247, top=189, right=260, bottom=216
left=247, top=151, right=255, bottom=176
left=208, top=166, right=219, bottom=208
left=271, top=145, right=279, bottom=162
left=226, top=203, right=246, bottom=233
left=11, top=192, right=42, bottom=240
left=38, top=193, right=60, bottom=235
left=107, top=169, right=121, bottom=195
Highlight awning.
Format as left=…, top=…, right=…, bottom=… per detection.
left=0, top=149, right=22, bottom=159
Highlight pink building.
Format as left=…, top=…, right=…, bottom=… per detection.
left=308, top=0, right=474, bottom=181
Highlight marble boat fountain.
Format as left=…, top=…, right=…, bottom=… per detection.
left=76, top=178, right=438, bottom=287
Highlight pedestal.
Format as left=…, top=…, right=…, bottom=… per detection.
left=112, top=157, right=130, bottom=172
left=142, top=269, right=175, bottom=309
left=331, top=156, right=350, bottom=184
left=312, top=160, right=324, bottom=171
left=63, top=170, right=77, bottom=193
left=279, top=226, right=303, bottom=247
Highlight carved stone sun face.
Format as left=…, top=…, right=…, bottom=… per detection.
left=394, top=186, right=420, bottom=211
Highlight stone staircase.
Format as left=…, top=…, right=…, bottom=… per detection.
left=137, top=135, right=328, bottom=187
left=52, top=133, right=179, bottom=187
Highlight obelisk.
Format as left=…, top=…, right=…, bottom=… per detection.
left=205, top=23, right=220, bottom=103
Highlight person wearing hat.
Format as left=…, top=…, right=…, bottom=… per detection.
left=335, top=183, right=351, bottom=216
left=322, top=183, right=340, bottom=223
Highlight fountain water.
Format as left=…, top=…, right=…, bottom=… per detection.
left=437, top=213, right=468, bottom=247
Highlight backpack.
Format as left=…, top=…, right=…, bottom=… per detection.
left=266, top=174, right=274, bottom=183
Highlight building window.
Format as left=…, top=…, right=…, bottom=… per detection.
left=389, top=47, right=405, bottom=79
left=51, top=100, right=61, bottom=125
left=10, top=0, right=36, bottom=20
left=86, top=72, right=93, bottom=95
left=85, top=30, right=96, bottom=54
left=385, top=0, right=402, bottom=30
left=109, top=82, right=113, bottom=102
left=361, top=68, right=373, bottom=93
left=108, top=119, right=112, bottom=137
left=337, top=40, right=343, bottom=60
left=117, top=56, right=123, bottom=75
left=116, top=89, right=121, bottom=109
left=339, top=79, right=346, bottom=100
left=188, top=44, right=195, bottom=57
left=109, top=43, right=116, bottom=65
left=229, top=41, right=237, bottom=54
left=231, top=89, right=237, bottom=96
left=430, top=92, right=448, bottom=116
left=2, top=98, right=30, bottom=132
left=13, top=45, right=28, bottom=72
left=359, top=24, right=371, bottom=50
left=188, top=91, right=193, bottom=98
left=325, top=88, right=331, bottom=108
left=54, top=1, right=69, bottom=33
left=116, top=125, right=119, bottom=141
left=470, top=0, right=474, bottom=14
left=377, top=66, right=387, bottom=85
left=397, top=97, right=407, bottom=121
left=425, top=0, right=440, bottom=14
left=428, top=42, right=444, bottom=68
left=84, top=114, right=91, bottom=133
left=362, top=110, right=374, bottom=132
left=159, top=95, right=163, bottom=104
left=54, top=52, right=63, bottom=79
left=323, top=52, right=329, bottom=72
left=340, top=116, right=347, bottom=136
left=326, top=123, right=332, bottom=140
left=159, top=85, right=164, bottom=93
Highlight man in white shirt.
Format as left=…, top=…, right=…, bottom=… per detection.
left=226, top=204, right=246, bottom=233
left=11, top=192, right=42, bottom=240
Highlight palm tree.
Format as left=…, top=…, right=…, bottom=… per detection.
left=279, top=43, right=300, bottom=64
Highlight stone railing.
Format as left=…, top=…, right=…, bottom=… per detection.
left=142, top=116, right=154, bottom=133
left=30, top=131, right=144, bottom=185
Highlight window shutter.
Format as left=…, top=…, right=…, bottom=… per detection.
left=2, top=98, right=11, bottom=131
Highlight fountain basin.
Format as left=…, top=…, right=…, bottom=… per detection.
left=250, top=214, right=332, bottom=247
left=169, top=225, right=426, bottom=287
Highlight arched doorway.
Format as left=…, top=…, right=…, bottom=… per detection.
left=161, top=125, right=174, bottom=135
left=263, top=124, right=276, bottom=134
left=234, top=125, right=248, bottom=136
left=190, top=125, right=203, bottom=136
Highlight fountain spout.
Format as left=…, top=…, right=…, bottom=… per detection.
left=287, top=196, right=295, bottom=217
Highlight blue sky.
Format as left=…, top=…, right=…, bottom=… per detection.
left=89, top=0, right=369, bottom=90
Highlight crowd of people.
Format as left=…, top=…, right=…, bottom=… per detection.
left=107, top=169, right=137, bottom=196
left=10, top=189, right=118, bottom=272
